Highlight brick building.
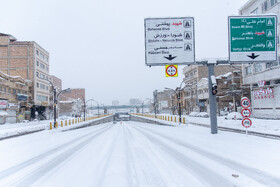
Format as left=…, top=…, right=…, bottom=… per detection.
left=0, top=71, right=32, bottom=123
left=59, top=88, right=85, bottom=117
left=50, top=75, right=62, bottom=94
left=182, top=64, right=242, bottom=114
left=0, top=33, right=51, bottom=120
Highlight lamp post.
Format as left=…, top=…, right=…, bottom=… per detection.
left=92, top=99, right=100, bottom=115
left=56, top=88, right=71, bottom=119
left=39, top=78, right=57, bottom=128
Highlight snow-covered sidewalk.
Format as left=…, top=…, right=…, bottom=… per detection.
left=0, top=115, right=111, bottom=140
left=135, top=114, right=280, bottom=136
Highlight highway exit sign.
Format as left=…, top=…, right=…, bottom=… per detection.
left=229, top=15, right=277, bottom=63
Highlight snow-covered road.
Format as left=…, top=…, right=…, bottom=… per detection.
left=0, top=121, right=279, bottom=187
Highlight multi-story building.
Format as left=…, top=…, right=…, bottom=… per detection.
left=0, top=33, right=50, bottom=120
left=182, top=64, right=242, bottom=114
left=129, top=99, right=141, bottom=106
left=157, top=89, right=174, bottom=114
left=60, top=88, right=85, bottom=101
left=0, top=71, right=32, bottom=123
left=50, top=75, right=62, bottom=94
left=239, top=0, right=280, bottom=119
left=60, top=88, right=85, bottom=116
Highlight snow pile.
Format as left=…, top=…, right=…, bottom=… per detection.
left=0, top=121, right=50, bottom=139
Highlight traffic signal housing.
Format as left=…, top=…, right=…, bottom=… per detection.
left=210, top=75, right=218, bottom=95
left=212, top=84, right=218, bottom=95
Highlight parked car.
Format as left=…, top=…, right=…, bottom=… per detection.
left=225, top=112, right=242, bottom=120
left=197, top=112, right=209, bottom=118
left=189, top=112, right=199, bottom=117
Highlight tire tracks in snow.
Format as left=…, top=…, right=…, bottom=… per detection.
left=130, top=123, right=237, bottom=187
left=131, top=123, right=280, bottom=187
left=0, top=123, right=113, bottom=187
left=123, top=123, right=167, bottom=187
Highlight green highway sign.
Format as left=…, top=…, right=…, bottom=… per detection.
left=229, top=15, right=277, bottom=63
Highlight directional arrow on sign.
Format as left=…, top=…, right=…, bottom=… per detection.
left=247, top=53, right=259, bottom=60
left=164, top=55, right=177, bottom=61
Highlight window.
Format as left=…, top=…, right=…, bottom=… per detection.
left=40, top=63, right=45, bottom=69
left=17, top=89, right=20, bottom=94
left=8, top=88, right=11, bottom=93
left=36, top=50, right=39, bottom=55
left=271, top=0, right=277, bottom=6
left=40, top=84, right=45, bottom=89
left=0, top=87, right=2, bottom=92
left=37, top=83, right=39, bottom=88
left=254, top=63, right=262, bottom=73
left=13, top=89, right=16, bottom=95
left=36, top=61, right=39, bottom=66
left=36, top=72, right=39, bottom=77
left=46, top=86, right=49, bottom=90
left=4, top=87, right=6, bottom=92
left=262, top=1, right=268, bottom=12
left=37, top=95, right=48, bottom=101
left=40, top=74, right=45, bottom=79
left=266, top=61, right=279, bottom=68
left=245, top=66, right=252, bottom=75
left=40, top=52, right=45, bottom=60
left=46, top=66, right=49, bottom=71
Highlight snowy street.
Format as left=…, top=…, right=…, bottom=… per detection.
left=0, top=121, right=280, bottom=187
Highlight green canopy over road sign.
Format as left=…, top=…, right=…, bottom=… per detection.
left=229, top=15, right=277, bottom=63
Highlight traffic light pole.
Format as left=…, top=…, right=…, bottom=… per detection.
left=208, top=63, right=218, bottom=134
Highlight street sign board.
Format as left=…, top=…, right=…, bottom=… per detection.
left=242, top=118, right=252, bottom=128
left=229, top=15, right=277, bottom=63
left=145, top=17, right=195, bottom=66
left=241, top=97, right=251, bottom=108
left=241, top=108, right=251, bottom=118
left=165, top=65, right=178, bottom=77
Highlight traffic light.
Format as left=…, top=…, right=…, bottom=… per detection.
left=212, top=84, right=218, bottom=95
left=210, top=75, right=218, bottom=95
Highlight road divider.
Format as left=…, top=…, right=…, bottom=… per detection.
left=131, top=113, right=186, bottom=125
left=49, top=115, right=112, bottom=130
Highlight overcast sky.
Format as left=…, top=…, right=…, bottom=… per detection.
left=0, top=0, right=248, bottom=105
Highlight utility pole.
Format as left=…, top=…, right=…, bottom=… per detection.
left=178, top=88, right=182, bottom=123
left=208, top=63, right=218, bottom=134
left=53, top=87, right=57, bottom=127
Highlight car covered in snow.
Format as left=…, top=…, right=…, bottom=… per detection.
left=196, top=112, right=209, bottom=118
left=189, top=112, right=199, bottom=117
left=225, top=112, right=242, bottom=120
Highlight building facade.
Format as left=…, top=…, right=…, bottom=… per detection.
left=182, top=64, right=242, bottom=114
left=60, top=88, right=85, bottom=116
left=157, top=89, right=174, bottom=114
left=239, top=0, right=280, bottom=119
left=0, top=33, right=51, bottom=120
left=0, top=71, right=32, bottom=123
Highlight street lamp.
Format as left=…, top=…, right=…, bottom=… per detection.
left=56, top=88, right=71, bottom=119
left=84, top=99, right=100, bottom=120
left=39, top=78, right=57, bottom=128
left=91, top=99, right=100, bottom=115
